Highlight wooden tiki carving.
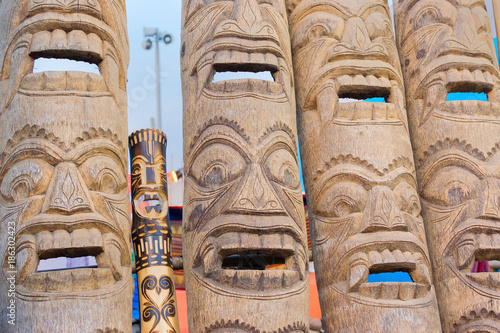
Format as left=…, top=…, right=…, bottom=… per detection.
left=287, top=0, right=442, bottom=331
left=0, top=1, right=132, bottom=332
left=129, top=129, right=180, bottom=333
left=394, top=0, right=500, bottom=331
left=181, top=0, right=309, bottom=331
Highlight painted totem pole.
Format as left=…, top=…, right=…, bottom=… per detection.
left=394, top=0, right=500, bottom=331
left=129, top=129, right=180, bottom=333
left=181, top=0, right=309, bottom=331
left=287, top=0, right=442, bottom=331
left=0, top=0, right=132, bottom=331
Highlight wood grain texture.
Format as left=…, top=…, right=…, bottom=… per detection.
left=181, top=0, right=309, bottom=331
left=0, top=0, right=132, bottom=331
left=394, top=0, right=500, bottom=331
left=286, top=0, right=442, bottom=331
left=129, top=129, right=181, bottom=333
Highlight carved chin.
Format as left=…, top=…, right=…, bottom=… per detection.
left=446, top=225, right=500, bottom=297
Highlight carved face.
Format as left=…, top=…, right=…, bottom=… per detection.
left=416, top=142, right=500, bottom=330
left=130, top=137, right=169, bottom=220
left=395, top=0, right=499, bottom=127
left=182, top=2, right=308, bottom=329
left=287, top=0, right=442, bottom=330
left=0, top=1, right=130, bottom=331
left=0, top=0, right=129, bottom=117
left=181, top=0, right=294, bottom=108
left=289, top=0, right=407, bottom=131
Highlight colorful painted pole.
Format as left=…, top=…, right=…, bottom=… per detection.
left=129, top=129, right=180, bottom=333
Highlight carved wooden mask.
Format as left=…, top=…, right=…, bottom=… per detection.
left=0, top=1, right=131, bottom=331
left=181, top=0, right=309, bottom=331
left=287, top=0, right=442, bottom=331
left=394, top=0, right=500, bottom=331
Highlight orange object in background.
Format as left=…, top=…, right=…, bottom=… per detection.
left=174, top=273, right=321, bottom=332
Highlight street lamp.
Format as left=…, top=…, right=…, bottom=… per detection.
left=142, top=28, right=173, bottom=132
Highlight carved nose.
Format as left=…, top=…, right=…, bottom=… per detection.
left=361, top=186, right=407, bottom=233
left=228, top=164, right=284, bottom=214
left=214, top=0, right=279, bottom=42
left=478, top=178, right=500, bottom=221
left=454, top=8, right=480, bottom=47
left=42, top=163, right=93, bottom=214
left=341, top=17, right=372, bottom=50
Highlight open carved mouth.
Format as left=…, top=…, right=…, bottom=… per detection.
left=415, top=67, right=500, bottom=121
left=193, top=230, right=307, bottom=293
left=310, top=66, right=406, bottom=123
left=450, top=228, right=500, bottom=292
left=195, top=44, right=290, bottom=99
left=4, top=13, right=122, bottom=110
left=332, top=240, right=433, bottom=303
left=15, top=226, right=127, bottom=294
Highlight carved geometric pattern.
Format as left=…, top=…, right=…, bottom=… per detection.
left=452, top=309, right=500, bottom=333
left=189, top=116, right=250, bottom=150
left=313, top=154, right=415, bottom=181
left=417, top=138, right=500, bottom=168
left=0, top=125, right=125, bottom=167
left=205, top=320, right=307, bottom=333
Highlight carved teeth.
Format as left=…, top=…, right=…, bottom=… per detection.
left=30, top=29, right=104, bottom=61
left=456, top=234, right=476, bottom=270
left=316, top=82, right=337, bottom=125
left=16, top=235, right=38, bottom=284
left=419, top=82, right=446, bottom=123
left=348, top=253, right=369, bottom=292
left=359, top=282, right=428, bottom=300
left=465, top=273, right=500, bottom=291
left=202, top=246, right=219, bottom=277
left=20, top=71, right=108, bottom=93
left=6, top=34, right=34, bottom=110
left=52, top=230, right=71, bottom=249
left=24, top=268, right=115, bottom=292
left=97, top=233, right=123, bottom=281
left=99, top=45, right=121, bottom=102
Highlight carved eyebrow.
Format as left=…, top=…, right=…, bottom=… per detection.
left=420, top=154, right=486, bottom=186
left=292, top=1, right=349, bottom=22
left=315, top=168, right=416, bottom=193
left=358, top=2, right=390, bottom=17
left=72, top=140, right=127, bottom=173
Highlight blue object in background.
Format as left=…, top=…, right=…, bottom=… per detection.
left=446, top=92, right=489, bottom=101
left=368, top=272, right=413, bottom=283
left=364, top=97, right=386, bottom=103
left=133, top=274, right=140, bottom=320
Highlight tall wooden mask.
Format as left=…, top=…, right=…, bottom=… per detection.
left=181, top=0, right=309, bottom=331
left=394, top=0, right=500, bottom=331
left=0, top=0, right=132, bottom=331
left=287, top=0, right=441, bottom=331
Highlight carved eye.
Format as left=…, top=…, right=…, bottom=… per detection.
left=308, top=25, right=329, bottom=40
left=264, top=148, right=300, bottom=189
left=471, top=6, right=490, bottom=34
left=365, top=12, right=393, bottom=39
left=79, top=156, right=127, bottom=194
left=0, top=159, right=53, bottom=202
left=414, top=7, right=441, bottom=30
left=292, top=12, right=344, bottom=48
left=420, top=166, right=479, bottom=207
left=394, top=182, right=421, bottom=218
left=314, top=182, right=367, bottom=218
left=190, top=143, right=246, bottom=189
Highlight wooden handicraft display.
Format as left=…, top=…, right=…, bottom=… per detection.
left=286, top=0, right=442, bottom=331
left=0, top=0, right=132, bottom=331
left=181, top=0, right=310, bottom=331
left=394, top=0, right=500, bottom=331
left=129, top=129, right=180, bottom=333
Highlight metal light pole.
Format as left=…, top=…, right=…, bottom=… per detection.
left=142, top=28, right=173, bottom=132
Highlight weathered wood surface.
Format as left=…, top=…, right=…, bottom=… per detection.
left=181, top=0, right=309, bottom=331
left=0, top=0, right=132, bottom=331
left=287, top=0, right=442, bottom=331
left=394, top=0, right=500, bottom=331
left=129, top=129, right=180, bottom=333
